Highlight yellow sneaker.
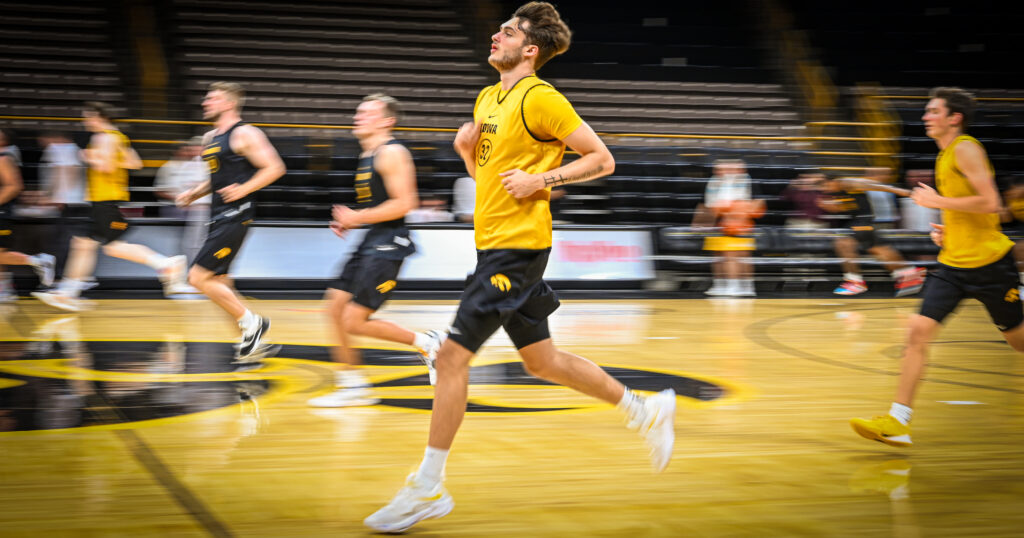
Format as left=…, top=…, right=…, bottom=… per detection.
left=850, top=415, right=912, bottom=447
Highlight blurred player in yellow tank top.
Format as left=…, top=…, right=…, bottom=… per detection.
left=851, top=87, right=1024, bottom=447
left=33, top=102, right=188, bottom=312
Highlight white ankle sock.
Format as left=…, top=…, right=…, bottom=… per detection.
left=413, top=332, right=431, bottom=350
left=58, top=278, right=84, bottom=297
left=844, top=272, right=863, bottom=283
left=414, top=446, right=449, bottom=486
left=336, top=369, right=366, bottom=388
left=144, top=254, right=169, bottom=270
left=238, top=309, right=258, bottom=331
left=617, top=388, right=645, bottom=425
left=889, top=402, right=912, bottom=426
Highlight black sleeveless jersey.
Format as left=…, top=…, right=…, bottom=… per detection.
left=0, top=151, right=16, bottom=217
left=203, top=122, right=257, bottom=221
left=353, top=139, right=414, bottom=259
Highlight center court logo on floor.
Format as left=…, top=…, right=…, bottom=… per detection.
left=0, top=341, right=734, bottom=431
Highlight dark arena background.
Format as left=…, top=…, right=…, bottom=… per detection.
left=2, top=1, right=1024, bottom=536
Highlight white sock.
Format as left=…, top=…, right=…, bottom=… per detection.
left=237, top=309, right=258, bottom=331
left=844, top=272, right=863, bottom=283
left=413, top=332, right=431, bottom=350
left=414, top=446, right=449, bottom=486
left=617, top=388, right=645, bottom=426
left=58, top=278, right=84, bottom=297
left=144, top=253, right=169, bottom=270
left=336, top=369, right=366, bottom=388
left=889, top=402, right=913, bottom=426
left=892, top=267, right=915, bottom=279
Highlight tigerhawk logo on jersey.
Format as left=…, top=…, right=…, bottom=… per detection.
left=490, top=273, right=511, bottom=292
left=1005, top=288, right=1020, bottom=303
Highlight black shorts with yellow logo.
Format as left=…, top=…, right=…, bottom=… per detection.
left=919, top=252, right=1023, bottom=331
left=194, top=218, right=250, bottom=275
left=850, top=219, right=884, bottom=251
left=329, top=250, right=405, bottom=311
left=87, top=201, right=130, bottom=245
left=450, top=248, right=560, bottom=353
left=0, top=218, right=13, bottom=249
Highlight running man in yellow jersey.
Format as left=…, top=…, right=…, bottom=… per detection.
left=365, top=3, right=677, bottom=532
left=851, top=87, right=1023, bottom=447
left=33, top=102, right=188, bottom=312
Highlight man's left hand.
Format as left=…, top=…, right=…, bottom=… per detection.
left=500, top=169, right=544, bottom=199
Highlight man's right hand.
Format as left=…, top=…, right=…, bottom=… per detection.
left=175, top=188, right=195, bottom=207
left=930, top=222, right=944, bottom=247
left=453, top=121, right=481, bottom=158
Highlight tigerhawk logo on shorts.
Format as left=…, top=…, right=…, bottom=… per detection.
left=110, top=221, right=128, bottom=230
left=214, top=247, right=232, bottom=259
left=1005, top=288, right=1020, bottom=303
left=376, top=280, right=397, bottom=294
left=490, top=273, right=511, bottom=292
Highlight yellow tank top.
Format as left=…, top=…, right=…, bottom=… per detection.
left=472, top=75, right=582, bottom=250
left=87, top=129, right=131, bottom=202
left=935, top=135, right=1013, bottom=268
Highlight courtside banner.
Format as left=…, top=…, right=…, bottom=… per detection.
left=94, top=226, right=654, bottom=281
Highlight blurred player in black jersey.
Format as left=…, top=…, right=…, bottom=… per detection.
left=307, top=94, right=445, bottom=408
left=176, top=82, right=285, bottom=362
left=820, top=168, right=925, bottom=297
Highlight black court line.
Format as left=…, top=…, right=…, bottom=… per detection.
left=116, top=430, right=235, bottom=538
left=87, top=391, right=235, bottom=538
left=744, top=303, right=1024, bottom=395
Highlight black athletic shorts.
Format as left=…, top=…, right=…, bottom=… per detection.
left=194, top=218, right=250, bottom=275
left=919, top=251, right=1024, bottom=331
left=329, top=250, right=405, bottom=311
left=450, top=248, right=560, bottom=354
left=850, top=220, right=884, bottom=251
left=0, top=218, right=12, bottom=250
left=87, top=201, right=129, bottom=245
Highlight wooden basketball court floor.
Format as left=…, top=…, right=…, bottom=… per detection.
left=1, top=297, right=1022, bottom=537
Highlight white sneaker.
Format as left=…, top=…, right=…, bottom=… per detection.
left=308, top=386, right=379, bottom=407
left=159, top=255, right=189, bottom=296
left=704, top=281, right=729, bottom=296
left=417, top=329, right=447, bottom=386
left=31, top=254, right=56, bottom=287
left=737, top=279, right=756, bottom=297
left=31, top=290, right=86, bottom=312
left=364, top=474, right=454, bottom=533
left=627, top=389, right=676, bottom=472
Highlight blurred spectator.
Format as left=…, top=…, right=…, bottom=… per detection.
left=0, top=128, right=21, bottom=166
left=901, top=169, right=940, bottom=231
left=406, top=196, right=454, bottom=223
left=452, top=175, right=475, bottom=223
left=38, top=131, right=86, bottom=275
left=781, top=171, right=826, bottom=228
left=863, top=167, right=900, bottom=228
left=998, top=174, right=1024, bottom=285
left=698, top=159, right=761, bottom=297
left=154, top=137, right=209, bottom=265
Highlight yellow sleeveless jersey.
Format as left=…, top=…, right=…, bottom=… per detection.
left=472, top=75, right=582, bottom=250
left=87, top=129, right=131, bottom=202
left=935, top=135, right=1013, bottom=268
